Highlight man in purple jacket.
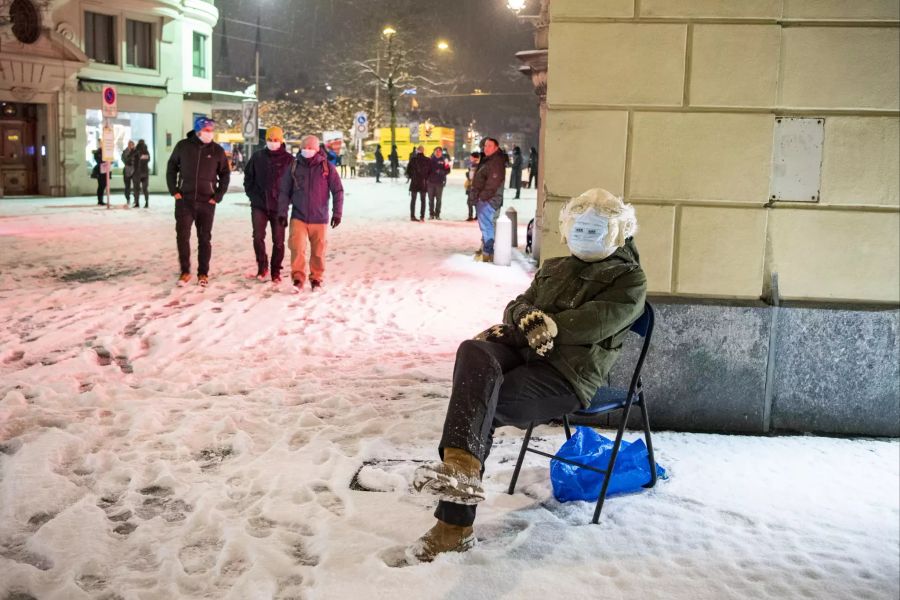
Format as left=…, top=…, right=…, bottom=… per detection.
left=278, top=135, right=344, bottom=291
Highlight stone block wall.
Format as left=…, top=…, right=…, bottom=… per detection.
left=542, top=0, right=900, bottom=304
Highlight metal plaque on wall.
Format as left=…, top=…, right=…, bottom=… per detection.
left=769, top=117, right=825, bottom=202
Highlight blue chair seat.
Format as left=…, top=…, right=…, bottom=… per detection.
left=576, top=387, right=629, bottom=415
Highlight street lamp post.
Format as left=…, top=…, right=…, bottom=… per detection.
left=382, top=26, right=398, bottom=177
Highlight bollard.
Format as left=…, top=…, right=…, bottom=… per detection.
left=506, top=206, right=518, bottom=248
left=493, top=212, right=512, bottom=266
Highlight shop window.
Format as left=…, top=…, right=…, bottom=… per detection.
left=84, top=11, right=116, bottom=65
left=192, top=32, right=207, bottom=78
left=85, top=109, right=155, bottom=174
left=126, top=19, right=155, bottom=69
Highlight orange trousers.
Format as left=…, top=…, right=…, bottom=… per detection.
left=288, top=219, right=328, bottom=284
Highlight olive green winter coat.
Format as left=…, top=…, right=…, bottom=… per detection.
left=503, top=239, right=647, bottom=408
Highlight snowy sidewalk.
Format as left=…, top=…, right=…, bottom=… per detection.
left=0, top=178, right=897, bottom=600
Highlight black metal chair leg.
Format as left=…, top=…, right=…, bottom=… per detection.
left=638, top=392, right=657, bottom=489
left=508, top=422, right=534, bottom=495
left=592, top=399, right=636, bottom=524
left=563, top=414, right=572, bottom=440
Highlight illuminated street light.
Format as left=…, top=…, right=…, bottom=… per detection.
left=436, top=40, right=450, bottom=52
left=383, top=26, right=396, bottom=37
left=506, top=0, right=527, bottom=12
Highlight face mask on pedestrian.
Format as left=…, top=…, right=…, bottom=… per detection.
left=266, top=141, right=281, bottom=151
left=197, top=130, right=214, bottom=144
left=300, top=148, right=317, bottom=159
left=559, top=188, right=638, bottom=262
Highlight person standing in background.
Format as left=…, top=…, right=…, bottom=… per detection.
left=426, top=147, right=451, bottom=220
left=131, top=139, right=151, bottom=208
left=509, top=146, right=523, bottom=200
left=527, top=147, right=538, bottom=189
left=121, top=140, right=135, bottom=207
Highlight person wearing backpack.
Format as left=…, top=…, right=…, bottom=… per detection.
left=278, top=135, right=344, bottom=292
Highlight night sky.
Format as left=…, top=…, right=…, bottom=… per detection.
left=212, top=0, right=540, bottom=139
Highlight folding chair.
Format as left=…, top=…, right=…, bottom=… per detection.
left=507, top=302, right=657, bottom=524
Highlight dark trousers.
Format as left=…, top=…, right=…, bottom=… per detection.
left=96, top=175, right=106, bottom=204
left=427, top=182, right=444, bottom=218
left=527, top=170, right=536, bottom=189
left=175, top=199, right=216, bottom=276
left=375, top=166, right=382, bottom=182
left=251, top=207, right=286, bottom=277
left=131, top=174, right=149, bottom=206
left=123, top=172, right=133, bottom=201
left=410, top=190, right=426, bottom=219
left=435, top=340, right=581, bottom=527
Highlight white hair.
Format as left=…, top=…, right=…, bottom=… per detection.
left=559, top=188, right=638, bottom=260
left=301, top=134, right=320, bottom=148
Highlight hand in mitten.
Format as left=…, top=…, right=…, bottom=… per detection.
left=330, top=216, right=341, bottom=228
left=473, top=324, right=526, bottom=347
left=514, top=306, right=558, bottom=357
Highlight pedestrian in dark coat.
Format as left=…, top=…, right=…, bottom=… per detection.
left=130, top=139, right=151, bottom=208
left=374, top=145, right=384, bottom=183
left=389, top=145, right=400, bottom=179
left=121, top=141, right=135, bottom=205
left=426, top=147, right=451, bottom=220
left=244, top=126, right=294, bottom=283
left=278, top=134, right=344, bottom=291
left=406, top=146, right=431, bottom=221
left=464, top=151, right=481, bottom=221
left=527, top=146, right=538, bottom=189
left=165, top=116, right=230, bottom=286
left=509, top=146, right=523, bottom=199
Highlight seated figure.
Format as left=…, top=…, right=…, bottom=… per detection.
left=409, top=188, right=647, bottom=562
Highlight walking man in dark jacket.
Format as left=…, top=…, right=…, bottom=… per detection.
left=406, top=145, right=430, bottom=222
left=509, top=146, right=523, bottom=199
left=374, top=145, right=384, bottom=183
left=527, top=146, right=538, bottom=189
left=166, top=116, right=231, bottom=287
left=427, top=147, right=451, bottom=220
left=278, top=135, right=344, bottom=291
left=244, top=126, right=294, bottom=284
left=470, top=138, right=506, bottom=261
left=407, top=189, right=644, bottom=563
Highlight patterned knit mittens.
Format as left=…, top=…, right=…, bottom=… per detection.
left=514, top=307, right=558, bottom=357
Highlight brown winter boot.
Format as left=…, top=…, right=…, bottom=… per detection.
left=413, top=447, right=485, bottom=504
left=407, top=519, right=476, bottom=563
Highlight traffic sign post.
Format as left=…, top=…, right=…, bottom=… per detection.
left=242, top=100, right=259, bottom=145
left=101, top=86, right=117, bottom=209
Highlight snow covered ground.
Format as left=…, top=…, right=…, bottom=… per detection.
left=1, top=174, right=898, bottom=600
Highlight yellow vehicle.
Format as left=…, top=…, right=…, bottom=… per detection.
left=363, top=125, right=455, bottom=164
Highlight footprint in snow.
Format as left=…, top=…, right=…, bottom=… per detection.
left=311, top=483, right=345, bottom=517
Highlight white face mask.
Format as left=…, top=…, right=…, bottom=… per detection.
left=266, top=141, right=281, bottom=152
left=197, top=130, right=214, bottom=144
left=300, top=148, right=317, bottom=159
left=567, top=209, right=613, bottom=261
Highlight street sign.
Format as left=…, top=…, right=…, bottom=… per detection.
left=101, top=126, right=115, bottom=162
left=101, top=85, right=117, bottom=118
left=242, top=100, right=259, bottom=145
left=353, top=112, right=368, bottom=140
left=409, top=121, right=419, bottom=143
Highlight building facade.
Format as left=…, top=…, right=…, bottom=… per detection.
left=0, top=0, right=219, bottom=197
left=519, top=0, right=899, bottom=436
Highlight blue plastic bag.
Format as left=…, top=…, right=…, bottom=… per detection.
left=550, top=426, right=667, bottom=503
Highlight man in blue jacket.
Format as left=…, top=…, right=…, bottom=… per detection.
left=243, top=126, right=293, bottom=283
left=279, top=135, right=344, bottom=291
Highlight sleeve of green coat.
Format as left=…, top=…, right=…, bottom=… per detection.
left=552, top=270, right=647, bottom=346
left=502, top=271, right=541, bottom=326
